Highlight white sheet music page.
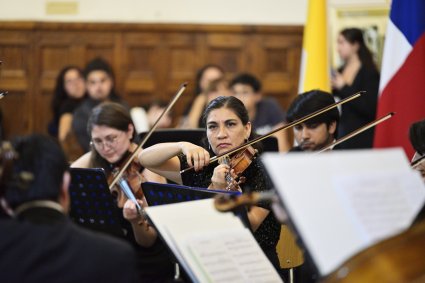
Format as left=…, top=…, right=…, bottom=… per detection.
left=185, top=228, right=282, bottom=283
left=333, top=170, right=425, bottom=243
left=262, top=148, right=425, bottom=277
left=146, top=198, right=283, bottom=283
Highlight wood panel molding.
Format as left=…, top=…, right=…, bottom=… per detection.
left=0, top=21, right=303, bottom=139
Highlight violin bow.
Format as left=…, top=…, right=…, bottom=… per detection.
left=109, top=82, right=187, bottom=190
left=181, top=90, right=365, bottom=173
left=316, top=112, right=395, bottom=154
left=411, top=154, right=425, bottom=168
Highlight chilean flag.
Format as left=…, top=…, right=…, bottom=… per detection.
left=374, top=0, right=425, bottom=158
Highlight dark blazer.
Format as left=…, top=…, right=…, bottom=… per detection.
left=333, top=65, right=380, bottom=149
left=0, top=207, right=138, bottom=283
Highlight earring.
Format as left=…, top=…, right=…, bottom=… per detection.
left=208, top=143, right=212, bottom=151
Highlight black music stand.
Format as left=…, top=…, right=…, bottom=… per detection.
left=142, top=182, right=250, bottom=228
left=261, top=136, right=279, bottom=152
left=69, top=168, right=124, bottom=238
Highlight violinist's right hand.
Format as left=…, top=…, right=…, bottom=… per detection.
left=178, top=142, right=210, bottom=172
left=123, top=199, right=146, bottom=225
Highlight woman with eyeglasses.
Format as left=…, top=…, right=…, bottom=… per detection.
left=71, top=101, right=175, bottom=283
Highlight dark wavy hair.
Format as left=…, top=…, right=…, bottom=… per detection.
left=229, top=73, right=262, bottom=93
left=340, top=28, right=377, bottom=71
left=51, top=66, right=84, bottom=120
left=84, top=57, right=119, bottom=100
left=194, top=64, right=224, bottom=96
left=287, top=90, right=339, bottom=136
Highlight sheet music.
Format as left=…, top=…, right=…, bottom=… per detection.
left=333, top=170, right=425, bottom=242
left=185, top=229, right=282, bottom=283
left=262, top=148, right=425, bottom=276
left=146, top=199, right=283, bottom=283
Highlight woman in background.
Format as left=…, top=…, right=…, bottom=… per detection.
left=185, top=77, right=230, bottom=128
left=332, top=27, right=380, bottom=149
left=48, top=66, right=86, bottom=141
left=180, top=64, right=224, bottom=128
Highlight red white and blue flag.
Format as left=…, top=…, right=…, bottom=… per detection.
left=374, top=0, right=425, bottom=158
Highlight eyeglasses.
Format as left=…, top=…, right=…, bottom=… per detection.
left=90, top=132, right=123, bottom=149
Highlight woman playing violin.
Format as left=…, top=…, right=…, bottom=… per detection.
left=138, top=96, right=283, bottom=276
left=71, top=102, right=174, bottom=283
left=71, top=102, right=163, bottom=181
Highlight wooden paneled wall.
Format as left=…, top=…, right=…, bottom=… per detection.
left=0, top=22, right=303, bottom=139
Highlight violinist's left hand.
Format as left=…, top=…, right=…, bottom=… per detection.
left=210, top=164, right=238, bottom=190
left=210, top=163, right=229, bottom=190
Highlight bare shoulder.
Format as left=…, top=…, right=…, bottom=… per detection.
left=71, top=152, right=92, bottom=168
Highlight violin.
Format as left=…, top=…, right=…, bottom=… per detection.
left=108, top=148, right=145, bottom=209
left=215, top=191, right=278, bottom=212
left=108, top=83, right=187, bottom=214
left=218, top=145, right=257, bottom=191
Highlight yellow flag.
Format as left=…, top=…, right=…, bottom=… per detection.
left=299, top=0, right=330, bottom=93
